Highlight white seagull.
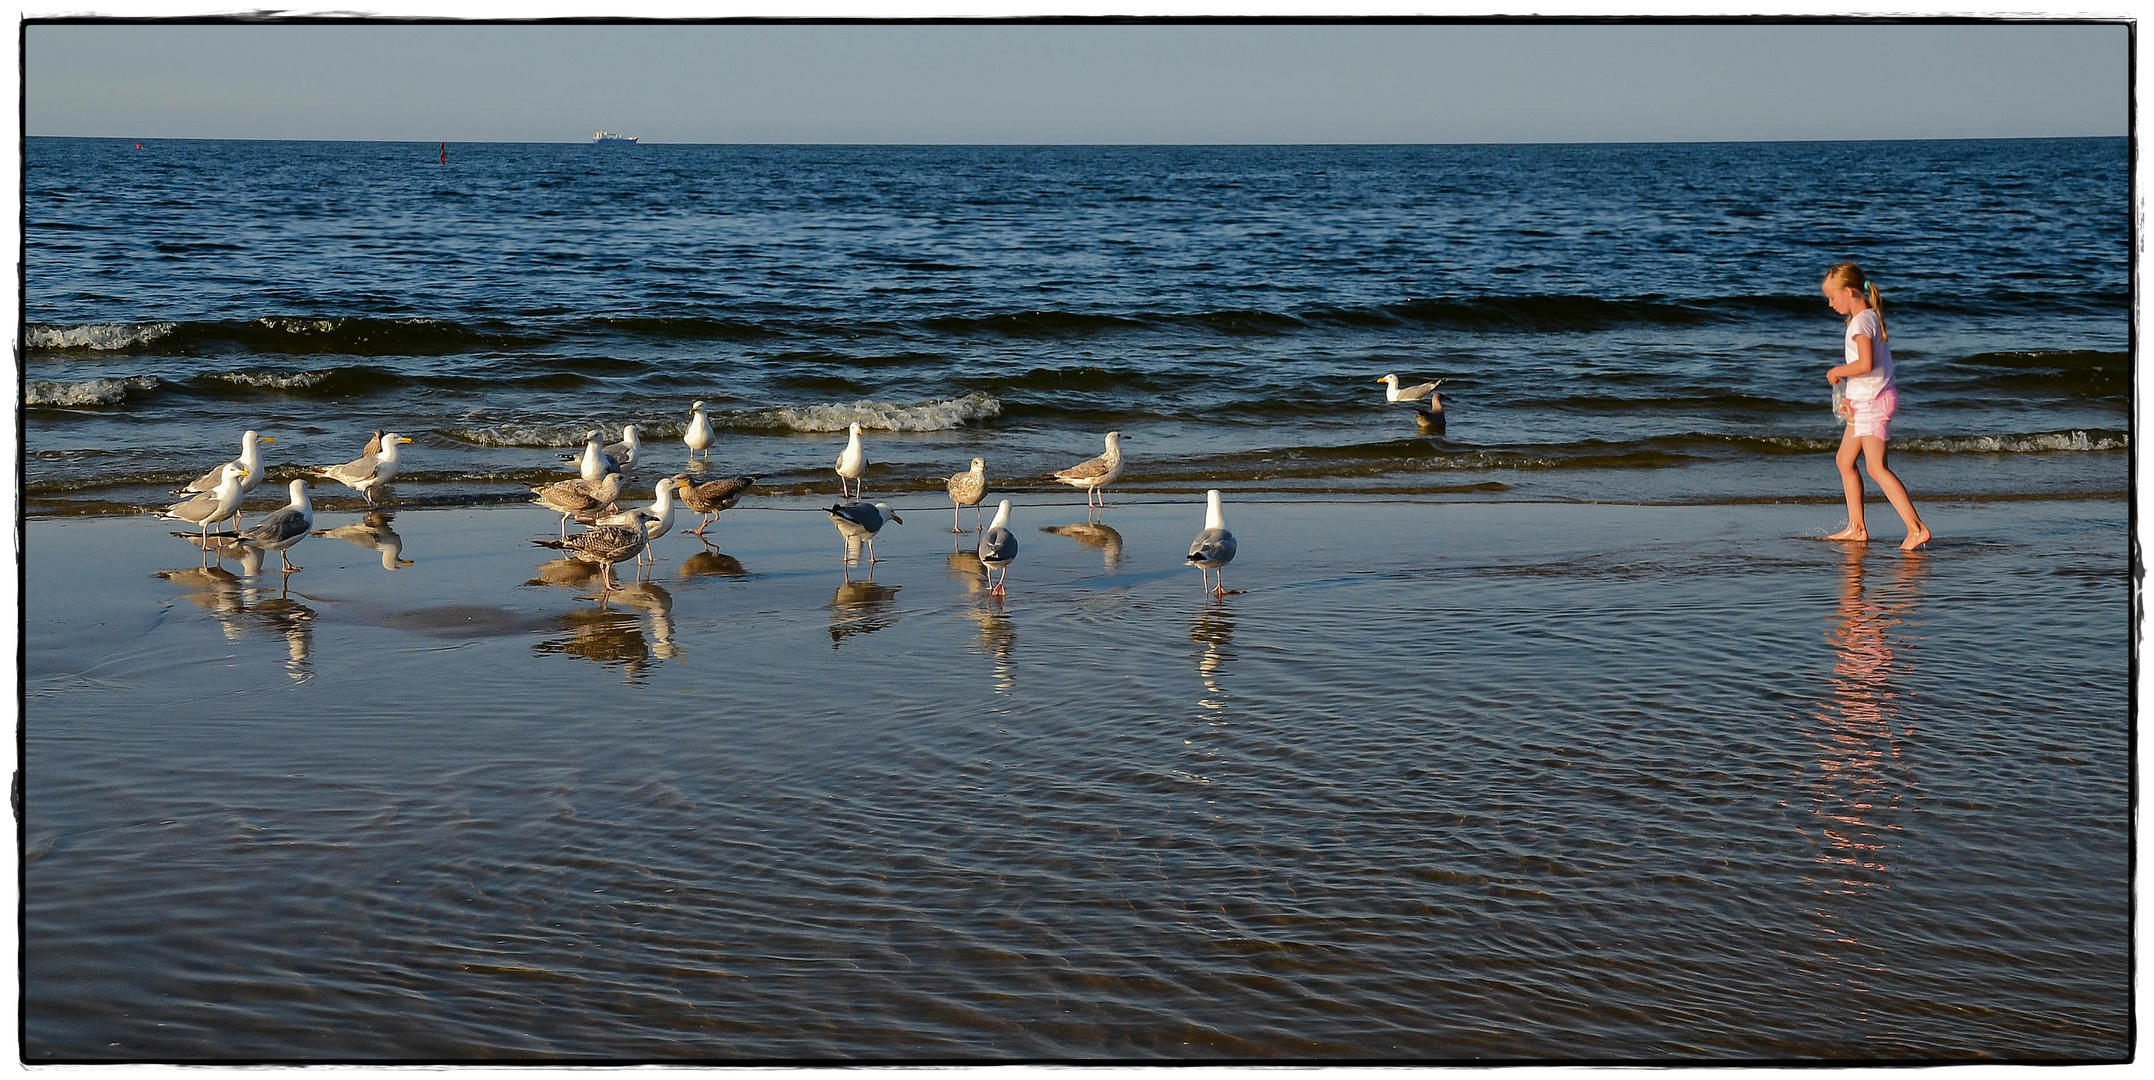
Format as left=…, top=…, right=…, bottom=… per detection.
left=160, top=463, right=248, bottom=539
left=597, top=476, right=680, bottom=565
left=835, top=422, right=868, bottom=501
left=1186, top=488, right=1238, bottom=596
left=1378, top=373, right=1444, bottom=405
left=684, top=401, right=716, bottom=461
left=977, top=499, right=1017, bottom=595
left=180, top=429, right=274, bottom=496
left=317, top=432, right=411, bottom=505
left=572, top=430, right=620, bottom=484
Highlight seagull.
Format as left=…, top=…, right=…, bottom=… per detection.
left=828, top=500, right=901, bottom=564
left=684, top=401, right=716, bottom=461
left=977, top=499, right=1017, bottom=595
left=531, top=471, right=624, bottom=538
left=835, top=422, right=868, bottom=501
left=359, top=429, right=386, bottom=457
left=597, top=477, right=679, bottom=564
left=1378, top=373, right=1444, bottom=405
left=232, top=479, right=315, bottom=573
left=1186, top=488, right=1238, bottom=596
left=160, top=463, right=247, bottom=539
left=317, top=432, right=411, bottom=505
left=179, top=429, right=273, bottom=496
left=677, top=474, right=757, bottom=538
left=946, top=457, right=988, bottom=532
left=603, top=424, right=641, bottom=470
left=571, top=430, right=620, bottom=484
left=533, top=508, right=654, bottom=597
left=1051, top=431, right=1127, bottom=513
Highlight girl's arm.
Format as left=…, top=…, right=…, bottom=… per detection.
left=1827, top=332, right=1875, bottom=384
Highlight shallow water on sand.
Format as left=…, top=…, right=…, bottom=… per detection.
left=23, top=496, right=2129, bottom=1060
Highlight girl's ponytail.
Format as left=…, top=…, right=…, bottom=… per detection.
left=1825, top=261, right=1887, bottom=342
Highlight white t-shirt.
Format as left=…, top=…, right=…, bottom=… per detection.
left=1842, top=308, right=1894, bottom=402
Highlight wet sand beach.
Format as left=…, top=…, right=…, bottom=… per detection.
left=22, top=494, right=2130, bottom=1060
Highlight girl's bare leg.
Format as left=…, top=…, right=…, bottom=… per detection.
left=1858, top=437, right=1931, bottom=549
left=1824, top=430, right=1868, bottom=541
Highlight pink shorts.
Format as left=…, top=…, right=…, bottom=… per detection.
left=1845, top=388, right=1896, bottom=441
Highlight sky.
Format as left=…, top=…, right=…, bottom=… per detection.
left=19, top=18, right=2132, bottom=144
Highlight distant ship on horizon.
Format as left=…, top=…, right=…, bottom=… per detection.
left=591, top=131, right=640, bottom=145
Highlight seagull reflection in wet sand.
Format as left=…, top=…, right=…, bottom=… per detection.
left=535, top=607, right=653, bottom=679
left=1191, top=600, right=1236, bottom=710
left=968, top=593, right=1016, bottom=692
left=829, top=580, right=900, bottom=648
left=312, top=510, right=414, bottom=570
left=679, top=549, right=748, bottom=580
left=156, top=565, right=318, bottom=682
left=1041, top=521, right=1124, bottom=571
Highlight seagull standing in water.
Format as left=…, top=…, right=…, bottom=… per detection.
left=603, top=424, right=642, bottom=471
left=317, top=432, right=411, bottom=506
left=977, top=499, right=1017, bottom=595
left=160, top=463, right=248, bottom=539
left=684, top=400, right=716, bottom=461
left=531, top=472, right=624, bottom=538
left=179, top=429, right=273, bottom=524
left=946, top=457, right=988, bottom=532
left=835, top=422, right=868, bottom=501
left=597, top=477, right=680, bottom=565
left=1051, top=431, right=1127, bottom=514
left=533, top=508, right=654, bottom=598
left=573, top=430, right=620, bottom=484
left=1186, top=488, right=1238, bottom=596
left=828, top=500, right=901, bottom=564
left=233, top=479, right=315, bottom=573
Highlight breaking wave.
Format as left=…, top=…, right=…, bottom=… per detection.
left=760, top=393, right=1003, bottom=433
left=25, top=322, right=179, bottom=351
left=26, top=376, right=164, bottom=406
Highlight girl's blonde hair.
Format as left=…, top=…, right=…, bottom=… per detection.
left=1824, top=261, right=1887, bottom=342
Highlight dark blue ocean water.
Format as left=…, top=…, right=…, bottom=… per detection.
left=21, top=138, right=2131, bottom=513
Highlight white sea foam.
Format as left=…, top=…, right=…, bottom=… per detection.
left=25, top=322, right=178, bottom=350
left=1899, top=431, right=2127, bottom=453
left=764, top=392, right=1002, bottom=433
left=26, top=376, right=162, bottom=406
left=208, top=370, right=335, bottom=390
left=447, top=423, right=618, bottom=448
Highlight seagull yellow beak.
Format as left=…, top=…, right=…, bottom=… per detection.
left=260, top=436, right=276, bottom=444
left=398, top=436, right=415, bottom=444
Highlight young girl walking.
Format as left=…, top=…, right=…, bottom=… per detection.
left=1821, top=262, right=1931, bottom=551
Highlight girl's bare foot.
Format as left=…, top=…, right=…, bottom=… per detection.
left=1900, top=525, right=1932, bottom=551
left=1824, top=525, right=1867, bottom=542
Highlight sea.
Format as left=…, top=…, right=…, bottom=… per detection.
left=18, top=137, right=2134, bottom=1062
left=20, top=137, right=2131, bottom=511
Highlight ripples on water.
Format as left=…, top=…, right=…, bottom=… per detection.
left=21, top=138, right=2131, bottom=513
left=23, top=500, right=2129, bottom=1060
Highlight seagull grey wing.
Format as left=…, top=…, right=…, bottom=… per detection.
left=238, top=506, right=309, bottom=546
left=183, top=457, right=244, bottom=493
left=1187, top=528, right=1236, bottom=567
left=323, top=452, right=383, bottom=485
left=979, top=526, right=1017, bottom=564
left=1053, top=453, right=1113, bottom=480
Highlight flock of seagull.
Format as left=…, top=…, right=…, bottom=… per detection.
left=153, top=376, right=1446, bottom=600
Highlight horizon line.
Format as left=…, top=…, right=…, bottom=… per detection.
left=23, top=133, right=2127, bottom=147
